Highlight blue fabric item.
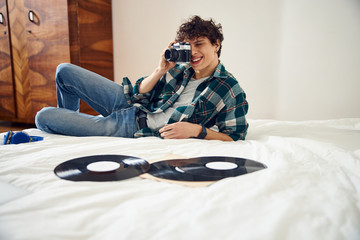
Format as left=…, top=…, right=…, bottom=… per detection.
left=3, top=131, right=44, bottom=145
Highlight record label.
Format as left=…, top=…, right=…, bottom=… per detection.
left=148, top=156, right=267, bottom=181
left=87, top=161, right=121, bottom=172
left=54, top=155, right=150, bottom=182
left=205, top=161, right=238, bottom=170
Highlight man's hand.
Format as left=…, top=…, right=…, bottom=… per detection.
left=159, top=41, right=177, bottom=73
left=159, top=122, right=202, bottom=139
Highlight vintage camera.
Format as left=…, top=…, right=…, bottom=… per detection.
left=164, top=42, right=191, bottom=63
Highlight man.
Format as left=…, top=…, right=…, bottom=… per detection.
left=36, top=15, right=248, bottom=141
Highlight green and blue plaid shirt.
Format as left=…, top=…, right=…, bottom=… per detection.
left=122, top=62, right=248, bottom=141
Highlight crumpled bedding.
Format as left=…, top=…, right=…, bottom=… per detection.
left=0, top=118, right=359, bottom=240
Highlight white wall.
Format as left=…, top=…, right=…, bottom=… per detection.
left=112, top=0, right=360, bottom=121
left=277, top=0, right=360, bottom=120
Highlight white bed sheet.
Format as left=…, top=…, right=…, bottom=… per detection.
left=0, top=119, right=359, bottom=240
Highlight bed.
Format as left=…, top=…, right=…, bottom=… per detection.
left=0, top=118, right=359, bottom=240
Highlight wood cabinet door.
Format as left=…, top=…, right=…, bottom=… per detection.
left=68, top=0, right=113, bottom=116
left=24, top=0, right=71, bottom=121
left=0, top=0, right=16, bottom=119
left=7, top=0, right=70, bottom=122
left=2, top=0, right=113, bottom=123
left=76, top=0, right=113, bottom=80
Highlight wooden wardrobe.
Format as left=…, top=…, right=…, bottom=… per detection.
left=0, top=0, right=113, bottom=123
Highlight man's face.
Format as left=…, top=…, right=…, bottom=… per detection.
left=185, top=37, right=220, bottom=78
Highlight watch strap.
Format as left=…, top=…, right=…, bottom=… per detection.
left=196, top=125, right=207, bottom=139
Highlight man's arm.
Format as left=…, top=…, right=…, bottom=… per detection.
left=138, top=67, right=167, bottom=94
left=159, top=122, right=233, bottom=141
left=139, top=42, right=176, bottom=94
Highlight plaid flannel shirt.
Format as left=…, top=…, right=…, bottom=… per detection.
left=122, top=62, right=248, bottom=141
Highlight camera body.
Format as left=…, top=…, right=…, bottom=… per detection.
left=164, top=42, right=191, bottom=63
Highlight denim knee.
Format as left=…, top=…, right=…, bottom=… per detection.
left=35, top=107, right=57, bottom=133
left=56, top=63, right=73, bottom=75
left=56, top=63, right=73, bottom=83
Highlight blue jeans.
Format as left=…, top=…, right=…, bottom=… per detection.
left=35, top=63, right=138, bottom=137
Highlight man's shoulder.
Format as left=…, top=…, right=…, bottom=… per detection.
left=209, top=63, right=246, bottom=99
left=212, top=65, right=241, bottom=88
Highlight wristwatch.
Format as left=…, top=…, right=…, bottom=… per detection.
left=196, top=125, right=207, bottom=139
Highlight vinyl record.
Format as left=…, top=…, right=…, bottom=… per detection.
left=54, top=155, right=150, bottom=182
left=148, top=156, right=267, bottom=181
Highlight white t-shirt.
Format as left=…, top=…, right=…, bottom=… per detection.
left=147, top=76, right=208, bottom=131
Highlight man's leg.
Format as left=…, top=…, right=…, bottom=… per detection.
left=55, top=63, right=130, bottom=116
left=35, top=106, right=138, bottom=137
left=35, top=63, right=138, bottom=137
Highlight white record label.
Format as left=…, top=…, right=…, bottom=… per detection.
left=87, top=161, right=121, bottom=172
left=205, top=161, right=238, bottom=170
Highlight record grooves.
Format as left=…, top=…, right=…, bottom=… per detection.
left=147, top=156, right=267, bottom=181
left=54, top=155, right=150, bottom=182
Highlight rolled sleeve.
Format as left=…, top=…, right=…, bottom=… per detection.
left=216, top=92, right=249, bottom=141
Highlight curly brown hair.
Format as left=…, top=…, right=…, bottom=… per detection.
left=175, top=16, right=224, bottom=57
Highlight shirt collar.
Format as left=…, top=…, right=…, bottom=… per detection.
left=211, top=62, right=229, bottom=80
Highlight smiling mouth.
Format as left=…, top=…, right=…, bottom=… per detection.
left=191, top=57, right=202, bottom=64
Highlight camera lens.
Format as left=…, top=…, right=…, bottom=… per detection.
left=165, top=48, right=179, bottom=62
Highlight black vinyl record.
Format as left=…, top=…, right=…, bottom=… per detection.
left=54, top=155, right=150, bottom=182
left=148, top=156, right=267, bottom=181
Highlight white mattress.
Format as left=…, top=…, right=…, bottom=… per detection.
left=0, top=119, right=359, bottom=240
